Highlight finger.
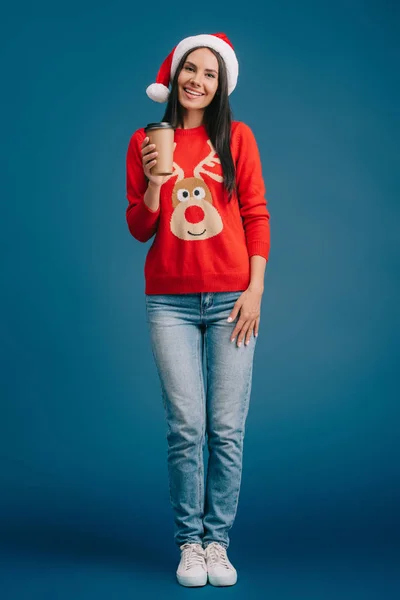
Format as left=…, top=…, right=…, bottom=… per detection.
left=230, top=318, right=246, bottom=343
left=144, top=159, right=158, bottom=176
left=236, top=321, right=251, bottom=348
left=227, top=300, right=242, bottom=324
left=142, top=143, right=156, bottom=157
left=245, top=320, right=256, bottom=346
left=143, top=151, right=158, bottom=166
left=254, top=316, right=260, bottom=338
left=230, top=308, right=252, bottom=339
left=145, top=159, right=157, bottom=168
left=141, top=138, right=151, bottom=154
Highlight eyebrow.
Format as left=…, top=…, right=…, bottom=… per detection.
left=184, top=61, right=218, bottom=74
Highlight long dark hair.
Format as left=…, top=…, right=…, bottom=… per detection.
left=162, top=47, right=236, bottom=201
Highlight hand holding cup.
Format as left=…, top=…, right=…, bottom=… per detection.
left=142, top=122, right=174, bottom=187
left=141, top=137, right=167, bottom=186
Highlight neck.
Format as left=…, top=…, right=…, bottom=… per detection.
left=180, top=109, right=205, bottom=129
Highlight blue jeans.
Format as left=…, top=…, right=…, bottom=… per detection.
left=145, top=291, right=257, bottom=550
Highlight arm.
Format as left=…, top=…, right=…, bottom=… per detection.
left=125, top=131, right=160, bottom=243
left=249, top=255, right=267, bottom=293
left=226, top=124, right=270, bottom=346
left=234, top=122, right=270, bottom=262
left=227, top=256, right=266, bottom=347
left=143, top=181, right=162, bottom=212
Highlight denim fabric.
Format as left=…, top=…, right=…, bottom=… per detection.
left=145, top=291, right=257, bottom=549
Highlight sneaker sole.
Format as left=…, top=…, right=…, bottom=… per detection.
left=176, top=572, right=208, bottom=587
left=208, top=572, right=237, bottom=586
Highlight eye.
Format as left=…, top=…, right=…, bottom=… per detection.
left=207, top=73, right=216, bottom=78
left=177, top=188, right=190, bottom=202
left=184, top=66, right=194, bottom=72
left=193, top=186, right=206, bottom=199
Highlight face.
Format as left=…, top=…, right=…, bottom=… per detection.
left=177, top=47, right=219, bottom=112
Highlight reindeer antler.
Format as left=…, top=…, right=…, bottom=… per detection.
left=193, top=140, right=224, bottom=183
left=162, top=143, right=185, bottom=183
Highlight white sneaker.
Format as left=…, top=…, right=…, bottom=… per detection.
left=205, top=542, right=237, bottom=586
left=176, top=543, right=207, bottom=587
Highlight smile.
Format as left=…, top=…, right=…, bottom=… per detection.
left=188, top=229, right=206, bottom=236
left=183, top=87, right=204, bottom=98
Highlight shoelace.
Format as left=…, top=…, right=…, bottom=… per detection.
left=205, top=543, right=231, bottom=569
left=180, top=543, right=206, bottom=571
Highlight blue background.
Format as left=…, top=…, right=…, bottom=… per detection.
left=1, top=0, right=399, bottom=597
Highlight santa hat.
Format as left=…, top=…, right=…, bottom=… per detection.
left=146, top=33, right=239, bottom=103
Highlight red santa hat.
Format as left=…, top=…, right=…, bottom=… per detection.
left=146, top=33, right=239, bottom=103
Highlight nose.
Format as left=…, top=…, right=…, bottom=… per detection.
left=185, top=205, right=205, bottom=224
left=190, top=73, right=202, bottom=87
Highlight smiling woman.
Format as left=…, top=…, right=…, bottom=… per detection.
left=177, top=51, right=220, bottom=117
left=125, top=32, right=271, bottom=588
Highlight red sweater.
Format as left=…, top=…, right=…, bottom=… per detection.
left=126, top=121, right=270, bottom=294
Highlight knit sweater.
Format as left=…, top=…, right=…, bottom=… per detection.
left=126, top=121, right=270, bottom=294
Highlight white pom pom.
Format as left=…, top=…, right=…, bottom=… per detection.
left=146, top=83, right=170, bottom=103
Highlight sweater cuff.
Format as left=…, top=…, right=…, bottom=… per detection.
left=127, top=197, right=160, bottom=242
left=247, top=241, right=270, bottom=261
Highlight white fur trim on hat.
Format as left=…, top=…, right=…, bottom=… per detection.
left=171, top=34, right=239, bottom=95
left=146, top=83, right=170, bottom=103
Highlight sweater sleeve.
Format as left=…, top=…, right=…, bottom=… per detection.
left=234, top=122, right=270, bottom=261
left=125, top=129, right=160, bottom=243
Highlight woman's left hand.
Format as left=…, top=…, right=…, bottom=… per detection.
left=227, top=285, right=264, bottom=347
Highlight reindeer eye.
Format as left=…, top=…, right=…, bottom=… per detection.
left=193, top=186, right=206, bottom=199
left=177, top=189, right=190, bottom=202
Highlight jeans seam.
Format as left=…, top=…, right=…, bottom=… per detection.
left=160, top=383, right=174, bottom=513
left=226, top=359, right=254, bottom=531
left=197, top=326, right=206, bottom=523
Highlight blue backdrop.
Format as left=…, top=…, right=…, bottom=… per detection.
left=1, top=0, right=399, bottom=597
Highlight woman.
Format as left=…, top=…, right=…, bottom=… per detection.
left=125, top=33, right=270, bottom=587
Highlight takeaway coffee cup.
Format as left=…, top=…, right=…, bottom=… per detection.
left=144, top=122, right=175, bottom=175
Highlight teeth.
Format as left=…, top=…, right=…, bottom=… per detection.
left=184, top=88, right=203, bottom=97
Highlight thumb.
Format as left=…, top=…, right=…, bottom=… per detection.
left=227, top=300, right=242, bottom=323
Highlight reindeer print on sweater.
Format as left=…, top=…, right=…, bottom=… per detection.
left=163, top=140, right=224, bottom=241
left=126, top=121, right=271, bottom=294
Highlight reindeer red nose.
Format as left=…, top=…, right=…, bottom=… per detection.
left=185, top=205, right=205, bottom=224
